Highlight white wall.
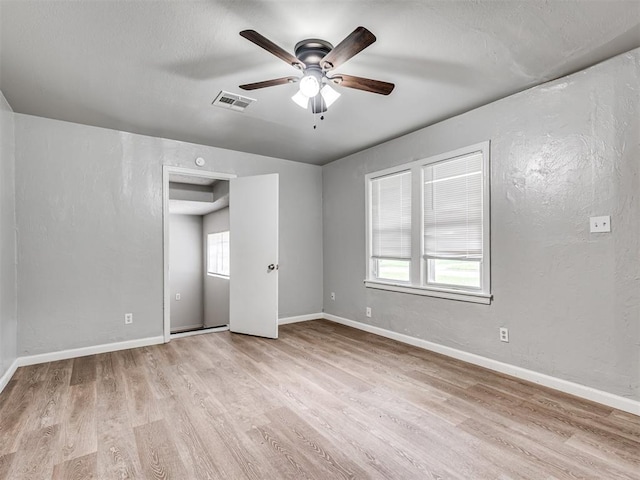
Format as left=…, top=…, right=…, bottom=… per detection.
left=169, top=214, right=203, bottom=331
left=203, top=207, right=229, bottom=327
left=322, top=49, right=640, bottom=400
left=0, top=91, right=17, bottom=381
left=14, top=116, right=323, bottom=356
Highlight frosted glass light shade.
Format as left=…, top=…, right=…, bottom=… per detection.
left=299, top=75, right=320, bottom=97
left=291, top=90, right=309, bottom=109
left=320, top=84, right=341, bottom=108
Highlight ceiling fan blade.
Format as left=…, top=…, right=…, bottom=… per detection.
left=240, top=30, right=305, bottom=70
left=329, top=74, right=395, bottom=95
left=239, top=76, right=299, bottom=91
left=320, top=26, right=376, bottom=71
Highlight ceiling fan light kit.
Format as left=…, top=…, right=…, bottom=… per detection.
left=239, top=27, right=394, bottom=118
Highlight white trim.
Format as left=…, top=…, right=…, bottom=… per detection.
left=207, top=273, right=230, bottom=279
left=322, top=313, right=640, bottom=416
left=364, top=280, right=492, bottom=304
left=0, top=358, right=20, bottom=394
left=171, top=325, right=229, bottom=339
left=278, top=313, right=323, bottom=325
left=17, top=336, right=164, bottom=367
left=163, top=165, right=237, bottom=343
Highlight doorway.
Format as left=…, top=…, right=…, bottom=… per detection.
left=162, top=166, right=280, bottom=343
left=163, top=167, right=234, bottom=342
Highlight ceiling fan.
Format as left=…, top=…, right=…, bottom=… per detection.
left=239, top=27, right=395, bottom=114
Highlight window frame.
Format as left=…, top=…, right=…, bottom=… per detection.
left=365, top=141, right=491, bottom=304
left=207, top=230, right=230, bottom=278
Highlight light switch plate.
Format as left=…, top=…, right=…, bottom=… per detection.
left=590, top=216, right=611, bottom=233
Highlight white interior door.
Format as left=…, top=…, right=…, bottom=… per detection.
left=229, top=174, right=279, bottom=338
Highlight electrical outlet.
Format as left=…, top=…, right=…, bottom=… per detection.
left=330, top=292, right=336, bottom=300
left=590, top=215, right=611, bottom=233
left=175, top=293, right=181, bottom=301
left=366, top=307, right=372, bottom=318
left=125, top=313, right=133, bottom=325
left=499, top=327, right=509, bottom=343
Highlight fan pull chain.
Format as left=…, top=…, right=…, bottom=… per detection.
left=313, top=113, right=326, bottom=130
left=313, top=95, right=326, bottom=130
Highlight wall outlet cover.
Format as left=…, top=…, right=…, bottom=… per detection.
left=499, top=327, right=509, bottom=342
left=590, top=215, right=611, bottom=233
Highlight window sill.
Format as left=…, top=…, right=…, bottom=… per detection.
left=207, top=273, right=230, bottom=280
left=364, top=280, right=492, bottom=304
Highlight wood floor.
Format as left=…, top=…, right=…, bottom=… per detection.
left=1, top=320, right=638, bottom=479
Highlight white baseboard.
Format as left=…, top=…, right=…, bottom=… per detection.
left=170, top=323, right=205, bottom=332
left=323, top=313, right=640, bottom=416
left=17, top=336, right=165, bottom=368
left=0, top=358, right=20, bottom=394
left=279, top=313, right=323, bottom=325
left=4, top=315, right=638, bottom=417
left=171, top=325, right=229, bottom=339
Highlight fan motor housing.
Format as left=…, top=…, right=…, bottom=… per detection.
left=294, top=39, right=333, bottom=65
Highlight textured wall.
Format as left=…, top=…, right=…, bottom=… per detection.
left=323, top=50, right=640, bottom=399
left=203, top=207, right=230, bottom=328
left=169, top=214, right=203, bottom=331
left=15, top=116, right=323, bottom=355
left=0, top=91, right=17, bottom=379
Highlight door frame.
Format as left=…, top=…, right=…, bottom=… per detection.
left=162, top=165, right=236, bottom=343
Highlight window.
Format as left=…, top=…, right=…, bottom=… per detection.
left=371, top=171, right=412, bottom=282
left=207, top=231, right=230, bottom=277
left=365, top=142, right=491, bottom=304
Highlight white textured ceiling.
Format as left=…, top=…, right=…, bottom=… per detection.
left=1, top=1, right=638, bottom=165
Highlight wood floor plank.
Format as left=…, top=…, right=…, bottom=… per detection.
left=246, top=420, right=320, bottom=479
left=0, top=376, right=46, bottom=455
left=160, top=395, right=227, bottom=480
left=459, top=416, right=637, bottom=480
left=0, top=379, right=18, bottom=413
left=141, top=349, right=176, bottom=400
left=123, top=366, right=163, bottom=428
left=1, top=319, right=638, bottom=480
left=69, top=356, right=96, bottom=386
left=264, top=406, right=372, bottom=480
left=113, top=347, right=142, bottom=370
left=58, top=382, right=97, bottom=463
left=30, top=359, right=73, bottom=429
left=95, top=352, right=143, bottom=480
left=13, top=362, right=51, bottom=383
left=186, top=397, right=274, bottom=479
left=52, top=452, right=97, bottom=480
left=133, top=419, right=189, bottom=480
left=6, top=424, right=59, bottom=479
left=565, top=431, right=640, bottom=472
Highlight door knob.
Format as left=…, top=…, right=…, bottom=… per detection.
left=267, top=264, right=278, bottom=271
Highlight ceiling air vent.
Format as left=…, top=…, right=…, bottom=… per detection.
left=212, top=91, right=256, bottom=112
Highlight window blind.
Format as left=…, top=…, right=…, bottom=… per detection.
left=423, top=152, right=483, bottom=260
left=371, top=171, right=412, bottom=259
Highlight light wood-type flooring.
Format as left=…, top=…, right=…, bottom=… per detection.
left=1, top=319, right=638, bottom=479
